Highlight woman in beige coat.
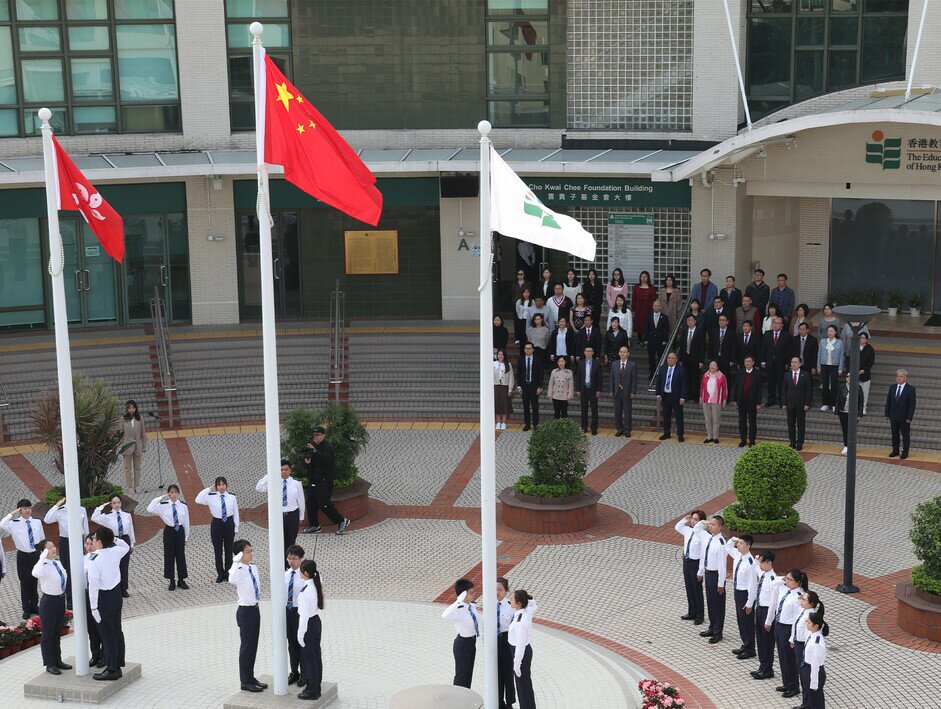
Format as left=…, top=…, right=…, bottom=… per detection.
left=121, top=400, right=147, bottom=494
left=546, top=356, right=575, bottom=419
left=657, top=274, right=684, bottom=327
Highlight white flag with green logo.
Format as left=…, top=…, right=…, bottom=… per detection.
left=489, top=147, right=596, bottom=261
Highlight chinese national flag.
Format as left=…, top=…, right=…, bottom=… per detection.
left=263, top=54, right=383, bottom=226
left=52, top=136, right=124, bottom=262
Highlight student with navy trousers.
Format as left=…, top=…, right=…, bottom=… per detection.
left=656, top=351, right=686, bottom=441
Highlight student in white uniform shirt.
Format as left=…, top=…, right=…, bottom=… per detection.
left=147, top=484, right=190, bottom=591
left=675, top=510, right=707, bottom=625
left=43, top=498, right=88, bottom=609
left=801, top=611, right=829, bottom=709
left=696, top=514, right=728, bottom=643
left=82, top=535, right=104, bottom=669
left=791, top=590, right=823, bottom=709
left=508, top=589, right=538, bottom=709
left=284, top=545, right=306, bottom=687
left=195, top=476, right=240, bottom=583
left=296, top=559, right=326, bottom=701
left=1, top=499, right=45, bottom=619
left=87, top=527, right=130, bottom=680
left=229, top=539, right=267, bottom=693
left=256, top=460, right=305, bottom=563
left=750, top=550, right=778, bottom=681
left=31, top=540, right=72, bottom=675
left=91, top=495, right=135, bottom=598
left=767, top=568, right=808, bottom=700
left=442, top=578, right=479, bottom=689
left=727, top=534, right=758, bottom=660
left=496, top=577, right=517, bottom=708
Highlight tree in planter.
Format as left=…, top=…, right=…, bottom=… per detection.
left=29, top=375, right=130, bottom=502
left=724, top=443, right=807, bottom=534
left=281, top=403, right=369, bottom=489
left=515, top=418, right=589, bottom=498
left=910, top=495, right=941, bottom=596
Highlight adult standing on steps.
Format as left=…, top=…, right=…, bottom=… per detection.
left=675, top=510, right=706, bottom=626
left=257, top=459, right=305, bottom=561
left=146, top=485, right=190, bottom=591
left=610, top=345, right=637, bottom=438
left=43, top=497, right=89, bottom=609
left=121, top=400, right=147, bottom=495
left=195, top=476, right=240, bottom=583
left=91, top=495, right=135, bottom=598
left=885, top=368, right=916, bottom=460
left=31, top=540, right=72, bottom=676
left=1, top=499, right=44, bottom=619
left=302, top=427, right=350, bottom=536
left=87, top=527, right=130, bottom=681
left=696, top=515, right=727, bottom=644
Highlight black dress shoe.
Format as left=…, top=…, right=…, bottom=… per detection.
left=178, top=580, right=189, bottom=590
left=737, top=651, right=756, bottom=659
left=297, top=677, right=307, bottom=687
left=776, top=686, right=787, bottom=692
left=298, top=691, right=321, bottom=701
left=614, top=431, right=622, bottom=437
left=888, top=451, right=899, bottom=458
left=782, top=690, right=800, bottom=698
left=22, top=611, right=30, bottom=620
left=253, top=680, right=268, bottom=689
left=901, top=451, right=909, bottom=460
left=121, top=590, right=130, bottom=598
left=240, top=683, right=263, bottom=693
left=215, top=574, right=226, bottom=583
left=522, top=425, right=531, bottom=432
left=704, top=438, right=711, bottom=444
left=96, top=657, right=106, bottom=668
left=677, top=436, right=685, bottom=442
left=708, top=634, right=722, bottom=643
left=796, top=444, right=803, bottom=451
left=738, top=441, right=747, bottom=447
left=46, top=666, right=62, bottom=675
left=693, top=619, right=704, bottom=625
left=699, top=630, right=713, bottom=637
left=57, top=661, right=73, bottom=670
left=749, top=670, right=760, bottom=678
left=287, top=672, right=299, bottom=685
left=94, top=670, right=121, bottom=681
left=753, top=672, right=773, bottom=680
left=731, top=646, right=744, bottom=655
left=168, top=580, right=176, bottom=591
left=681, top=614, right=695, bottom=620
left=89, top=654, right=102, bottom=667
left=658, top=433, right=671, bottom=440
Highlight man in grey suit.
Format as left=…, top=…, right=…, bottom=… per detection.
left=610, top=345, right=637, bottom=438
left=576, top=346, right=602, bottom=435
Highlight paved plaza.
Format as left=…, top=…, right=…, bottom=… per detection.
left=1, top=425, right=940, bottom=707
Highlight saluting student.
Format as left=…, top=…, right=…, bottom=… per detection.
left=674, top=510, right=706, bottom=625
left=43, top=497, right=89, bottom=608
left=195, top=477, right=240, bottom=583
left=147, top=485, right=190, bottom=591
left=296, top=559, right=326, bottom=701
left=256, top=459, right=305, bottom=562
left=442, top=578, right=479, bottom=689
left=1, top=499, right=44, bottom=619
left=768, top=569, right=808, bottom=700
left=508, top=589, right=539, bottom=709
left=91, top=496, right=135, bottom=598
left=83, top=535, right=104, bottom=669
left=696, top=515, right=728, bottom=643
left=802, top=611, right=829, bottom=709
left=31, top=540, right=72, bottom=675
left=496, top=577, right=517, bottom=709
left=750, top=550, right=778, bottom=681
left=229, top=539, right=267, bottom=693
left=87, top=527, right=130, bottom=681
left=727, top=534, right=757, bottom=660
left=791, top=590, right=823, bottom=709
left=285, top=545, right=306, bottom=687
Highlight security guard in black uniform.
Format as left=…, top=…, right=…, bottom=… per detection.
left=302, top=427, right=349, bottom=535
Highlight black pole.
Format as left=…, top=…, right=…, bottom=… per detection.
left=836, top=327, right=862, bottom=594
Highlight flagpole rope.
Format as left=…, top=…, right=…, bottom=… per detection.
left=47, top=231, right=65, bottom=277
left=256, top=164, right=274, bottom=229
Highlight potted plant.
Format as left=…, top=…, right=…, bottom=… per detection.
left=887, top=291, right=905, bottom=317
left=724, top=443, right=816, bottom=568
left=61, top=609, right=73, bottom=636
left=863, top=288, right=883, bottom=309
left=909, top=292, right=925, bottom=318
left=897, top=495, right=941, bottom=640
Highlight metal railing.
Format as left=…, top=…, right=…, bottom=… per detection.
left=0, top=377, right=9, bottom=408
left=149, top=285, right=177, bottom=393
left=328, top=279, right=346, bottom=402
left=647, top=287, right=698, bottom=392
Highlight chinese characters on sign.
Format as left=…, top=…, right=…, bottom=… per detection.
left=523, top=178, right=691, bottom=208
left=905, top=137, right=941, bottom=173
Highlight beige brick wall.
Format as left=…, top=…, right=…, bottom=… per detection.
left=186, top=176, right=239, bottom=325
left=691, top=0, right=744, bottom=140
left=177, top=0, right=231, bottom=145
left=798, top=198, right=831, bottom=308
left=689, top=176, right=741, bottom=286
left=439, top=196, right=483, bottom=320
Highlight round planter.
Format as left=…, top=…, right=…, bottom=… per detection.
left=887, top=307, right=898, bottom=317
left=897, top=583, right=941, bottom=641
left=726, top=522, right=818, bottom=570
left=332, top=478, right=371, bottom=521
left=499, top=486, right=601, bottom=534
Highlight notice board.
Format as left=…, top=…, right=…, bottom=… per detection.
left=344, top=230, right=399, bottom=275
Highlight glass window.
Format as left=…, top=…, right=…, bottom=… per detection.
left=73, top=105, right=116, bottom=133
left=18, top=26, right=61, bottom=52
left=68, top=26, right=111, bottom=51
left=830, top=0, right=858, bottom=10
left=861, top=16, right=906, bottom=81
left=15, top=0, right=58, bottom=21
left=487, top=20, right=548, bottom=47
left=0, top=108, right=17, bottom=134
left=66, top=0, right=109, bottom=20
left=21, top=58, right=64, bottom=101
left=794, top=50, right=824, bottom=98
left=23, top=106, right=65, bottom=134
left=798, top=0, right=826, bottom=10
left=0, top=4, right=8, bottom=20
left=827, top=49, right=857, bottom=89
left=114, top=0, right=174, bottom=20
left=71, top=57, right=113, bottom=99
left=227, top=22, right=288, bottom=48
left=750, top=0, right=792, bottom=11
left=117, top=24, right=179, bottom=101
left=487, top=0, right=548, bottom=14
left=0, top=28, right=16, bottom=104
left=796, top=17, right=825, bottom=44
left=228, top=55, right=252, bottom=97
left=488, top=51, right=548, bottom=96
left=488, top=99, right=549, bottom=127
left=864, top=0, right=908, bottom=11
left=748, top=18, right=791, bottom=98
left=121, top=103, right=181, bottom=132
left=829, top=17, right=857, bottom=45
left=225, top=0, right=288, bottom=17
left=0, top=219, right=46, bottom=328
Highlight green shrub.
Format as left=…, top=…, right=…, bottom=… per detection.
left=910, top=495, right=941, bottom=581
left=514, top=475, right=584, bottom=499
left=724, top=443, right=807, bottom=534
left=281, top=404, right=369, bottom=490
left=911, top=565, right=941, bottom=596
left=44, top=484, right=123, bottom=509
left=519, top=418, right=589, bottom=498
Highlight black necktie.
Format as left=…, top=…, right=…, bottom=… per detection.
left=526, top=357, right=532, bottom=382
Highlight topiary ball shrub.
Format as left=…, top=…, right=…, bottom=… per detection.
left=515, top=418, right=589, bottom=498
left=724, top=442, right=807, bottom=535
left=910, top=495, right=941, bottom=596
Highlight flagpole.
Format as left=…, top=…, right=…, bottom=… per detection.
left=250, top=22, right=289, bottom=696
left=477, top=120, right=498, bottom=709
left=38, top=107, right=89, bottom=676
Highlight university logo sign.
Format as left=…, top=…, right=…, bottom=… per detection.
left=865, top=130, right=901, bottom=170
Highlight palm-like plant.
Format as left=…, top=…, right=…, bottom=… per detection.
left=29, top=375, right=132, bottom=499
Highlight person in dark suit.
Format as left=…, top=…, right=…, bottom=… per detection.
left=708, top=314, right=737, bottom=380
left=576, top=347, right=602, bottom=435
left=516, top=342, right=543, bottom=431
left=719, top=276, right=742, bottom=325
left=733, top=355, right=762, bottom=447
left=549, top=317, right=576, bottom=367
left=646, top=300, right=670, bottom=376
left=678, top=314, right=706, bottom=404
left=782, top=356, right=812, bottom=450
left=737, top=320, right=761, bottom=368
left=656, top=351, right=686, bottom=441
left=885, top=369, right=916, bottom=459
left=761, top=317, right=789, bottom=406
left=704, top=296, right=731, bottom=333
left=788, top=323, right=819, bottom=383
left=610, top=345, right=637, bottom=437
left=603, top=317, right=629, bottom=364
left=576, top=314, right=602, bottom=359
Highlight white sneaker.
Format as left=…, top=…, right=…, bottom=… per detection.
left=820, top=405, right=829, bottom=412
left=496, top=424, right=501, bottom=431
left=501, top=423, right=507, bottom=430
left=841, top=447, right=848, bottom=455
left=863, top=408, right=867, bottom=415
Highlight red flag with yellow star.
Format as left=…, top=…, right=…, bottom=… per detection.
left=263, top=54, right=382, bottom=226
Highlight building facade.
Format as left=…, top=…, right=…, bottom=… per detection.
left=0, top=0, right=937, bottom=329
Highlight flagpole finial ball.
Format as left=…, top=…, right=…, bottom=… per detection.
left=38, top=108, right=52, bottom=122
left=478, top=120, right=492, bottom=136
left=250, top=21, right=264, bottom=36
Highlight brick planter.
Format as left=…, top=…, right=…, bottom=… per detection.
left=727, top=522, right=818, bottom=570
left=499, top=486, right=601, bottom=534
left=332, top=478, right=371, bottom=521
left=897, top=583, right=941, bottom=641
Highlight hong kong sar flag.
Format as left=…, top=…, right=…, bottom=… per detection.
left=52, top=136, right=124, bottom=262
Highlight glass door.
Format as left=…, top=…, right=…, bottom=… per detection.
left=238, top=212, right=302, bottom=319
left=60, top=218, right=118, bottom=326
left=122, top=213, right=191, bottom=322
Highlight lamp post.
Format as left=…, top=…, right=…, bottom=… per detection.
left=832, top=305, right=881, bottom=594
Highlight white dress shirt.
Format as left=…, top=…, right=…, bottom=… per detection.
left=726, top=541, right=757, bottom=606
left=769, top=579, right=804, bottom=624
left=91, top=506, right=136, bottom=547
left=43, top=504, right=89, bottom=538
left=664, top=365, right=676, bottom=394
left=0, top=513, right=44, bottom=553
left=297, top=578, right=321, bottom=646
left=497, top=597, right=514, bottom=634
left=791, top=607, right=813, bottom=643
left=228, top=553, right=261, bottom=606
left=0, top=537, right=6, bottom=576
left=87, top=539, right=130, bottom=609
left=442, top=590, right=480, bottom=639
left=554, top=328, right=569, bottom=357
left=146, top=496, right=191, bottom=541
left=696, top=532, right=728, bottom=587
left=31, top=548, right=68, bottom=596
left=507, top=599, right=538, bottom=674
left=674, top=519, right=705, bottom=561
left=805, top=631, right=827, bottom=690
left=195, top=488, right=240, bottom=532
left=256, top=475, right=306, bottom=517
left=755, top=569, right=778, bottom=608
left=285, top=567, right=303, bottom=610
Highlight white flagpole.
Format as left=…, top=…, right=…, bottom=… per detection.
left=38, top=107, right=89, bottom=675
left=250, top=22, right=289, bottom=696
left=477, top=120, right=498, bottom=709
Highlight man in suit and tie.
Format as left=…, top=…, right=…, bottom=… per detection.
left=647, top=300, right=670, bottom=377
left=782, top=356, right=812, bottom=450
left=656, top=351, right=686, bottom=442
left=610, top=345, right=637, bottom=438
left=885, top=369, right=916, bottom=459
left=516, top=342, right=543, bottom=432
left=737, top=320, right=761, bottom=368
left=679, top=314, right=706, bottom=404
left=708, top=314, right=737, bottom=380
left=704, top=296, right=730, bottom=333
left=549, top=317, right=576, bottom=367
left=733, top=355, right=762, bottom=447
left=761, top=317, right=789, bottom=406
left=576, top=314, right=601, bottom=359
left=789, top=322, right=818, bottom=384
left=576, top=346, right=602, bottom=435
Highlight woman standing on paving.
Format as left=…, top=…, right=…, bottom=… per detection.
left=296, top=559, right=326, bottom=701
left=91, top=496, right=136, bottom=598
left=83, top=535, right=104, bottom=668
left=508, top=590, right=538, bottom=709
left=547, top=355, right=575, bottom=419
left=493, top=349, right=514, bottom=431
left=31, top=540, right=71, bottom=675
left=87, top=527, right=130, bottom=681
left=146, top=485, right=190, bottom=591
left=121, top=400, right=147, bottom=495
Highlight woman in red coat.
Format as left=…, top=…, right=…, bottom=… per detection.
left=631, top=270, right=657, bottom=344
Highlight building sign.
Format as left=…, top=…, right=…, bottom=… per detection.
left=865, top=130, right=901, bottom=170
left=608, top=214, right=654, bottom=285
left=523, top=178, right=691, bottom=208
left=344, top=230, right=399, bottom=275
left=866, top=129, right=941, bottom=173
